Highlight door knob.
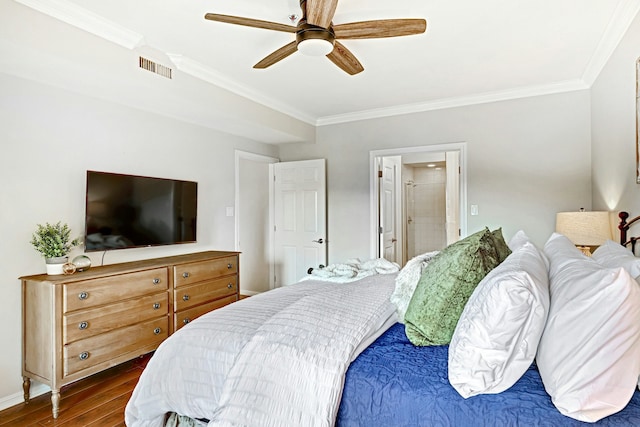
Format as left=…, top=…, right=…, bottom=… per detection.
left=312, top=238, right=324, bottom=244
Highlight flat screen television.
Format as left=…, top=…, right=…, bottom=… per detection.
left=84, top=171, right=197, bottom=251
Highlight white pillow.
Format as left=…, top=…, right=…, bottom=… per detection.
left=389, top=251, right=439, bottom=323
left=542, top=232, right=587, bottom=272
left=537, top=233, right=640, bottom=422
left=507, top=229, right=530, bottom=251
left=508, top=230, right=550, bottom=270
left=448, top=241, right=550, bottom=398
left=592, top=239, right=640, bottom=280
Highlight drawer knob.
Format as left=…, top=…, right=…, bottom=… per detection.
left=153, top=278, right=161, bottom=285
left=227, top=283, right=233, bottom=289
left=183, top=318, right=191, bottom=325
left=78, top=292, right=89, bottom=300
left=227, top=263, right=233, bottom=269
left=153, top=327, right=162, bottom=335
left=79, top=351, right=90, bottom=360
left=78, top=321, right=89, bottom=330
left=182, top=272, right=190, bottom=279
left=153, top=302, right=161, bottom=310
left=182, top=294, right=190, bottom=301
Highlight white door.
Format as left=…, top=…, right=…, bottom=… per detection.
left=272, top=159, right=327, bottom=286
left=445, top=151, right=461, bottom=245
left=379, top=156, right=402, bottom=263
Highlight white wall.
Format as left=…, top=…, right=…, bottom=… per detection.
left=0, top=1, right=315, bottom=146
left=279, top=90, right=593, bottom=261
left=591, top=12, right=640, bottom=217
left=0, top=1, right=310, bottom=407
left=0, top=73, right=279, bottom=407
left=237, top=155, right=275, bottom=294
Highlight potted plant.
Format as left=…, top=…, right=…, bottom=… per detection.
left=30, top=222, right=81, bottom=275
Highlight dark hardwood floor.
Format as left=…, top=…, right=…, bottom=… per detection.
left=0, top=354, right=150, bottom=427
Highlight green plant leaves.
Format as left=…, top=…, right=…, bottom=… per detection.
left=30, top=221, right=80, bottom=259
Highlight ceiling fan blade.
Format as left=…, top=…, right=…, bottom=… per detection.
left=333, top=19, right=427, bottom=39
left=326, top=41, right=364, bottom=75
left=305, top=0, right=338, bottom=29
left=204, top=13, right=297, bottom=33
left=254, top=41, right=298, bottom=69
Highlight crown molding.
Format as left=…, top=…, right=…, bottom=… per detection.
left=581, top=0, right=640, bottom=85
left=14, top=0, right=315, bottom=125
left=14, top=0, right=638, bottom=128
left=316, top=80, right=590, bottom=126
left=14, top=0, right=144, bottom=49
left=166, top=54, right=317, bottom=126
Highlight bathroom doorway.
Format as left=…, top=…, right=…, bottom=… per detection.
left=404, top=159, right=447, bottom=261
left=371, top=144, right=466, bottom=265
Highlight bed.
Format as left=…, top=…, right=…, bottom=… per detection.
left=125, top=213, right=640, bottom=427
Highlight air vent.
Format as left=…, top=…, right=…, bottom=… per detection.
left=139, top=56, right=172, bottom=79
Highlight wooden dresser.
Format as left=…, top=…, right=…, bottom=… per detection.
left=20, top=250, right=239, bottom=418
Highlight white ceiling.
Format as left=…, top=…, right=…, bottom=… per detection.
left=10, top=0, right=640, bottom=127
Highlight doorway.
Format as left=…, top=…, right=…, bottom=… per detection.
left=271, top=159, right=327, bottom=287
left=235, top=151, right=279, bottom=295
left=403, top=160, right=447, bottom=261
left=370, top=143, right=467, bottom=264
left=236, top=152, right=327, bottom=293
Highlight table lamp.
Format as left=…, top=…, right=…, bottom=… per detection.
left=556, top=210, right=612, bottom=256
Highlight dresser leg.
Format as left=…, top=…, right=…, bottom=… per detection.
left=22, top=377, right=30, bottom=403
left=51, top=389, right=60, bottom=418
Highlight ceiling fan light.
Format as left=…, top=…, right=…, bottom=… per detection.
left=298, top=38, right=334, bottom=56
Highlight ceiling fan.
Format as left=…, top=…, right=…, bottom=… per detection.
left=204, top=0, right=427, bottom=75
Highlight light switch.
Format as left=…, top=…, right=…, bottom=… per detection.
left=470, top=205, right=479, bottom=216
left=226, top=207, right=234, bottom=217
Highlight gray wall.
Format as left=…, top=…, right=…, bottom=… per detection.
left=592, top=12, right=640, bottom=218
left=279, top=91, right=593, bottom=262
left=0, top=73, right=279, bottom=405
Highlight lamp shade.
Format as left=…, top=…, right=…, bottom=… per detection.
left=556, top=211, right=612, bottom=246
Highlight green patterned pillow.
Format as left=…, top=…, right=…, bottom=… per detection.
left=491, top=228, right=512, bottom=262
left=404, top=227, right=501, bottom=346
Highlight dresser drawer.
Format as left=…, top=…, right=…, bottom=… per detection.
left=21, top=251, right=239, bottom=420
left=173, top=256, right=237, bottom=288
left=63, top=268, right=168, bottom=312
left=63, top=316, right=168, bottom=377
left=175, top=294, right=238, bottom=330
left=63, top=292, right=169, bottom=344
left=174, top=276, right=237, bottom=311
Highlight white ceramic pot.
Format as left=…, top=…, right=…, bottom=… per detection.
left=45, top=256, right=68, bottom=275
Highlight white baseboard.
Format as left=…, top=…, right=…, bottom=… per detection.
left=0, top=383, right=50, bottom=412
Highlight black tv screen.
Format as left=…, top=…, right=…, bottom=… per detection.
left=85, top=171, right=197, bottom=251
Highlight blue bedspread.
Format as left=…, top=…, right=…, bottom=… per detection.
left=337, top=323, right=640, bottom=427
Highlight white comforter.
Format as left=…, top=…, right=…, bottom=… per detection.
left=125, top=275, right=397, bottom=427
